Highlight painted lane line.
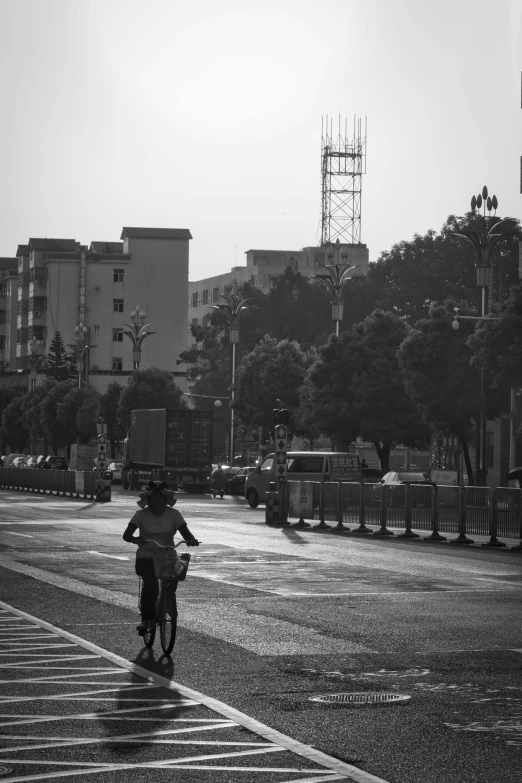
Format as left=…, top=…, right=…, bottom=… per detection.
left=4, top=532, right=33, bottom=538
left=0, top=707, right=228, bottom=728
left=0, top=643, right=78, bottom=651
left=0, top=761, right=342, bottom=777
left=0, top=600, right=393, bottom=783
left=5, top=736, right=275, bottom=746
left=87, top=551, right=129, bottom=561
left=0, top=656, right=101, bottom=667
left=0, top=671, right=128, bottom=683
left=0, top=722, right=258, bottom=754
left=0, top=683, right=163, bottom=704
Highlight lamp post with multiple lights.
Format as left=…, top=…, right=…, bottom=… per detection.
left=211, top=281, right=254, bottom=466
left=73, top=323, right=89, bottom=389
left=27, top=336, right=43, bottom=390
left=312, top=239, right=358, bottom=336
left=451, top=187, right=509, bottom=485
left=122, top=306, right=156, bottom=370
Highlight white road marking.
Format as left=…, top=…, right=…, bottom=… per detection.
left=4, top=532, right=33, bottom=538
left=0, top=707, right=225, bottom=728
left=87, top=551, right=129, bottom=561
left=0, top=600, right=393, bottom=783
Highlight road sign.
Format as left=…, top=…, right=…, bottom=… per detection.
left=98, top=434, right=107, bottom=470
left=275, top=424, right=287, bottom=485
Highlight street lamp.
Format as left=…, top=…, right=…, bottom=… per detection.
left=28, top=336, right=43, bottom=390
left=312, top=239, right=358, bottom=336
left=450, top=187, right=509, bottom=485
left=122, top=305, right=156, bottom=370
left=211, top=280, right=254, bottom=466
left=73, top=323, right=89, bottom=389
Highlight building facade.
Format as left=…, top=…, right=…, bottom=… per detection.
left=0, top=227, right=191, bottom=394
left=188, top=243, right=369, bottom=346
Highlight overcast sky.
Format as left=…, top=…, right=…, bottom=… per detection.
left=1, top=0, right=520, bottom=280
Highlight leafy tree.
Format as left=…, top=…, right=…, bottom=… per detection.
left=39, top=380, right=77, bottom=452
left=99, top=382, right=126, bottom=456
left=1, top=395, right=29, bottom=450
left=398, top=302, right=507, bottom=484
left=118, top=367, right=187, bottom=432
left=44, top=331, right=75, bottom=381
left=21, top=382, right=53, bottom=453
left=467, top=282, right=522, bottom=390
left=57, top=386, right=101, bottom=445
left=0, top=387, right=16, bottom=452
left=234, top=337, right=311, bottom=437
left=305, top=310, right=429, bottom=471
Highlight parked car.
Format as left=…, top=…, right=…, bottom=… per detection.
left=35, top=455, right=48, bottom=469
left=23, top=456, right=40, bottom=469
left=44, top=456, right=68, bottom=470
left=108, top=461, right=123, bottom=483
left=228, top=466, right=257, bottom=496
left=4, top=453, right=27, bottom=468
left=376, top=471, right=433, bottom=505
left=11, top=456, right=28, bottom=468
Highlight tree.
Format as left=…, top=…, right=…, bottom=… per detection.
left=467, top=282, right=522, bottom=390
left=234, top=337, right=311, bottom=437
left=118, top=367, right=187, bottom=432
left=44, top=331, right=75, bottom=381
left=306, top=310, right=429, bottom=471
left=0, top=395, right=29, bottom=451
left=398, top=302, right=507, bottom=484
left=0, top=387, right=16, bottom=452
left=39, top=380, right=78, bottom=452
left=99, top=382, right=126, bottom=456
left=57, top=386, right=101, bottom=445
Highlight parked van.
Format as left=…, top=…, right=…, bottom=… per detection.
left=244, top=451, right=359, bottom=508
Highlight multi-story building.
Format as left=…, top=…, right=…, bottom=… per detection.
left=0, top=227, right=191, bottom=394
left=188, top=243, right=369, bottom=346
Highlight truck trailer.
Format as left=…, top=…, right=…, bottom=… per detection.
left=122, top=408, right=213, bottom=493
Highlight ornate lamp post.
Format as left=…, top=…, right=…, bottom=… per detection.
left=450, top=187, right=509, bottom=485
left=122, top=305, right=156, bottom=370
left=28, top=336, right=43, bottom=390
left=312, top=239, right=358, bottom=336
left=211, top=281, right=254, bottom=466
left=73, top=323, right=89, bottom=389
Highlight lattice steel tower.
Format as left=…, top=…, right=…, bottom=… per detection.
left=321, top=115, right=367, bottom=245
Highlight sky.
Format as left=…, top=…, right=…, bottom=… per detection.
left=0, top=0, right=521, bottom=280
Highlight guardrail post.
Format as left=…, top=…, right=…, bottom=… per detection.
left=398, top=484, right=419, bottom=538
left=425, top=484, right=447, bottom=541
left=450, top=486, right=474, bottom=545
left=314, top=482, right=331, bottom=530
left=373, top=484, right=394, bottom=536
left=350, top=481, right=373, bottom=535
left=330, top=481, right=349, bottom=532
left=511, top=490, right=522, bottom=551
left=482, top=490, right=506, bottom=548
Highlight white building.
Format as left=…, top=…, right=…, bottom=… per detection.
left=188, top=243, right=369, bottom=345
left=0, top=227, right=191, bottom=394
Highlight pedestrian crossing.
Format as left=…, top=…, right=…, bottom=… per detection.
left=0, top=605, right=370, bottom=783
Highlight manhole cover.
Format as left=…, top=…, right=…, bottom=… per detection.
left=0, top=767, right=12, bottom=776
left=309, top=692, right=411, bottom=706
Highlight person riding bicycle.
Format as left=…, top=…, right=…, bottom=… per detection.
left=123, top=480, right=199, bottom=635
left=211, top=464, right=227, bottom=490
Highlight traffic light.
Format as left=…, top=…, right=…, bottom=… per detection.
left=274, top=409, right=289, bottom=426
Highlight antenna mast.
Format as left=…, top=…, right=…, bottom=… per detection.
left=321, top=115, right=367, bottom=245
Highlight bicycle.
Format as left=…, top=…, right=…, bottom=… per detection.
left=138, top=538, right=197, bottom=655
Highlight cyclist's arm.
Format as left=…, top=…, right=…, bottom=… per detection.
left=123, top=522, right=145, bottom=545
left=178, top=522, right=199, bottom=546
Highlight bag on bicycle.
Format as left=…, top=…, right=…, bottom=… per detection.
left=160, top=551, right=191, bottom=581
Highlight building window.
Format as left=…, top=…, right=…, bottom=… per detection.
left=112, top=358, right=123, bottom=371
left=112, top=329, right=123, bottom=342
left=202, top=290, right=209, bottom=305
left=113, top=269, right=124, bottom=283
left=113, top=299, right=124, bottom=313
left=191, top=292, right=199, bottom=307
left=213, top=287, right=220, bottom=302
left=191, top=317, right=198, bottom=327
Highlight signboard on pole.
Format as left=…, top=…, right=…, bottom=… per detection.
left=275, top=424, right=287, bottom=486
left=289, top=481, right=313, bottom=519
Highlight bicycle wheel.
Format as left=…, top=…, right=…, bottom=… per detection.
left=159, top=584, right=178, bottom=656
left=143, top=619, right=156, bottom=649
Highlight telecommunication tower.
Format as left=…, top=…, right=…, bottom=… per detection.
left=321, top=115, right=367, bottom=246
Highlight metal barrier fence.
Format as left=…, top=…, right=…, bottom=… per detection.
left=0, top=468, right=110, bottom=501
left=282, top=480, right=522, bottom=550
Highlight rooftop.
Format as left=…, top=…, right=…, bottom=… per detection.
left=121, top=227, right=192, bottom=240
left=89, top=241, right=124, bottom=253
left=28, top=238, right=78, bottom=252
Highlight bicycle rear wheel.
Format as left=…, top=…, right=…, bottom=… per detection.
left=143, top=620, right=156, bottom=649
left=159, top=584, right=178, bottom=656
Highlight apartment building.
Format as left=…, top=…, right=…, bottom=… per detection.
left=0, top=227, right=191, bottom=394
left=188, top=243, right=369, bottom=345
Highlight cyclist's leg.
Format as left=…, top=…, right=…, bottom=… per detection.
left=135, top=558, right=159, bottom=630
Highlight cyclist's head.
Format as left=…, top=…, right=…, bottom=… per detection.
left=138, top=480, right=176, bottom=509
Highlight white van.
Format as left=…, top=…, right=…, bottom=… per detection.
left=244, top=451, right=359, bottom=508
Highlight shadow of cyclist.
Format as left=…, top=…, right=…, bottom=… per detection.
left=95, top=647, right=195, bottom=759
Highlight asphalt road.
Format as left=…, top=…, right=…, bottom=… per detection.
left=0, top=486, right=521, bottom=783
